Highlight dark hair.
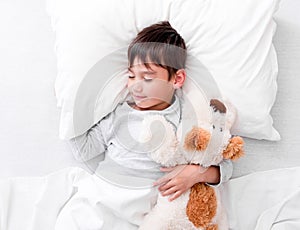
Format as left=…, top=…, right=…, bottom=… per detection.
left=128, top=21, right=187, bottom=80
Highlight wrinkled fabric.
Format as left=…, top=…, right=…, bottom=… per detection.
left=223, top=167, right=300, bottom=230
left=1, top=167, right=300, bottom=230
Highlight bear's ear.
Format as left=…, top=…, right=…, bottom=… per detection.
left=210, top=99, right=227, bottom=113
left=184, top=127, right=211, bottom=151
left=223, top=100, right=237, bottom=130
left=210, top=99, right=237, bottom=130
left=222, top=136, right=245, bottom=160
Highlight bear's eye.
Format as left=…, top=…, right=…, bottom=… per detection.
left=220, top=127, right=223, bottom=132
left=212, top=125, right=215, bottom=129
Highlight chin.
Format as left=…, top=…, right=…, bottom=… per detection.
left=136, top=103, right=151, bottom=110
left=135, top=99, right=151, bottom=107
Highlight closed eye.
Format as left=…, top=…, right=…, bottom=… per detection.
left=144, top=77, right=153, bottom=82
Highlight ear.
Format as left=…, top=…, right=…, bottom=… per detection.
left=173, top=69, right=186, bottom=89
left=223, top=100, right=237, bottom=129
left=184, top=127, right=211, bottom=151
left=222, top=136, right=245, bottom=160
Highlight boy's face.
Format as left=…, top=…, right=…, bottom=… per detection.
left=127, top=59, right=175, bottom=111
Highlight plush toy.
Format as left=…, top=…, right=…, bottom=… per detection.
left=138, top=99, right=244, bottom=230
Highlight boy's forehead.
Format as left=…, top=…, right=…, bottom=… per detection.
left=128, top=63, right=156, bottom=73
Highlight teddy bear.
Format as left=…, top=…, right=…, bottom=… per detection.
left=138, top=99, right=244, bottom=230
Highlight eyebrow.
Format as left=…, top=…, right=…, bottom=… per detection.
left=127, top=67, right=156, bottom=75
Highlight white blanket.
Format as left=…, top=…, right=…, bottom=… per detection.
left=224, top=167, right=300, bottom=230
left=1, top=167, right=300, bottom=230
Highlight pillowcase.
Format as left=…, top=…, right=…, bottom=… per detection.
left=46, top=0, right=280, bottom=141
left=46, top=0, right=172, bottom=139
left=170, top=0, right=280, bottom=141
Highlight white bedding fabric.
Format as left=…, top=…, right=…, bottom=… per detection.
left=1, top=0, right=300, bottom=229
left=1, top=166, right=300, bottom=230
left=46, top=0, right=280, bottom=141
left=224, top=167, right=300, bottom=230
left=1, top=0, right=299, bottom=179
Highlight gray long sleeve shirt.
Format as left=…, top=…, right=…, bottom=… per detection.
left=69, top=96, right=232, bottom=186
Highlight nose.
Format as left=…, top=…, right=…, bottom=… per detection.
left=131, top=80, right=143, bottom=93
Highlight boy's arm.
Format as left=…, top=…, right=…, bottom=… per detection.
left=206, top=159, right=233, bottom=187
left=154, top=159, right=233, bottom=201
left=68, top=120, right=108, bottom=162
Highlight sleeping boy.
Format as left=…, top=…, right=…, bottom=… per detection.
left=69, top=21, right=233, bottom=229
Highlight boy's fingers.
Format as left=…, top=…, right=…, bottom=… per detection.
left=158, top=180, right=174, bottom=192
left=153, top=176, right=170, bottom=186
left=154, top=165, right=187, bottom=186
left=161, top=186, right=177, bottom=196
left=168, top=191, right=181, bottom=202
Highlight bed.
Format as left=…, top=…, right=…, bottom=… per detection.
left=0, top=0, right=299, bottom=229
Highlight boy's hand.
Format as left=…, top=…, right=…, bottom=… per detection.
left=153, top=164, right=220, bottom=202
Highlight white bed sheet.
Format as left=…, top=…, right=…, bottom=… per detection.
left=0, top=0, right=87, bottom=178
left=0, top=0, right=299, bottom=179
left=1, top=166, right=300, bottom=230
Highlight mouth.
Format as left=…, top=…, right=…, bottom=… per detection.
left=132, top=94, right=147, bottom=100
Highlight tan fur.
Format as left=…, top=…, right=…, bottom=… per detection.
left=207, top=224, right=218, bottom=230
left=184, top=127, right=211, bottom=151
left=186, top=183, right=217, bottom=229
left=222, top=136, right=244, bottom=160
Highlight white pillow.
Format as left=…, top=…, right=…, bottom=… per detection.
left=46, top=0, right=280, bottom=141
left=170, top=0, right=280, bottom=141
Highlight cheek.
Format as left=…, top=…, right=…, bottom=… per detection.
left=142, top=82, right=160, bottom=95
left=144, top=81, right=173, bottom=98
left=127, top=79, right=134, bottom=90
left=154, top=80, right=173, bottom=91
